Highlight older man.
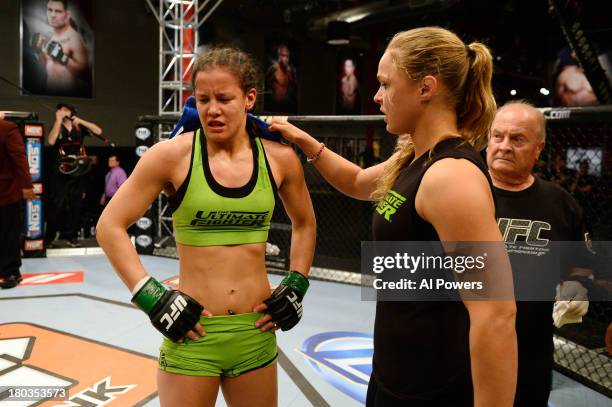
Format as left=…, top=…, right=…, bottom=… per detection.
left=487, top=101, right=594, bottom=406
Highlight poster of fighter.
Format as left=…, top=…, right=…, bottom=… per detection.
left=264, top=40, right=299, bottom=114
left=21, top=0, right=94, bottom=98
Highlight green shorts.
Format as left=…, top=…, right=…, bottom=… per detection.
left=158, top=312, right=277, bottom=377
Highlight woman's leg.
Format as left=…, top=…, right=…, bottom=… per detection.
left=220, top=363, right=278, bottom=407
left=157, top=370, right=221, bottom=407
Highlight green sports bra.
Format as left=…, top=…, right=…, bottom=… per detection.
left=169, top=128, right=277, bottom=246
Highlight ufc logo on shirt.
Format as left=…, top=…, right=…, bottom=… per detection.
left=286, top=292, right=303, bottom=317
left=497, top=218, right=551, bottom=246
left=160, top=295, right=188, bottom=330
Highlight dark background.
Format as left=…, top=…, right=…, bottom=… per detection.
left=1, top=0, right=610, bottom=147
left=0, top=0, right=158, bottom=147
left=2, top=0, right=609, bottom=238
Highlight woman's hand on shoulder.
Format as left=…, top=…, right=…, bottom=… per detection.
left=266, top=116, right=307, bottom=145
left=261, top=138, right=302, bottom=188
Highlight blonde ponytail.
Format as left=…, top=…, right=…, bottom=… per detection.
left=371, top=27, right=496, bottom=201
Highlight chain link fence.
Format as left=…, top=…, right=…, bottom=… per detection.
left=143, top=108, right=611, bottom=397
left=540, top=107, right=612, bottom=397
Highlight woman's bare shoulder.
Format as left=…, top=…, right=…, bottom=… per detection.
left=260, top=138, right=299, bottom=163
left=144, top=131, right=194, bottom=164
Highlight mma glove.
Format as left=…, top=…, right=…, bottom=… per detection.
left=264, top=271, right=309, bottom=331
left=131, top=276, right=203, bottom=342
left=46, top=40, right=69, bottom=65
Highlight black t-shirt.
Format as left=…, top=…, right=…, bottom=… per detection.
left=371, top=137, right=491, bottom=402
left=493, top=176, right=592, bottom=401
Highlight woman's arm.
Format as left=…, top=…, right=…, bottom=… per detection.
left=276, top=145, right=317, bottom=276
left=96, top=141, right=174, bottom=291
left=268, top=118, right=389, bottom=200
left=417, top=158, right=517, bottom=407
left=97, top=135, right=210, bottom=342
left=254, top=142, right=316, bottom=331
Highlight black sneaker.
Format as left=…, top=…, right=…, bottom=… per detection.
left=0, top=275, right=23, bottom=289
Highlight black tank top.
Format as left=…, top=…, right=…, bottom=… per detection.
left=371, top=137, right=493, bottom=403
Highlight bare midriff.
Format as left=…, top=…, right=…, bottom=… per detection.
left=176, top=242, right=270, bottom=316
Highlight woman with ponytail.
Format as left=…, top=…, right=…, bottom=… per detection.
left=269, top=26, right=517, bottom=406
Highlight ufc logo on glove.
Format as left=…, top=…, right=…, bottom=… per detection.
left=160, top=295, right=188, bottom=330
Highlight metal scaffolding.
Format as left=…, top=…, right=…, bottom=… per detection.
left=145, top=0, right=224, bottom=117
left=144, top=0, right=223, bottom=247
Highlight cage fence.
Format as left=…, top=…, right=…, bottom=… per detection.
left=139, top=107, right=612, bottom=397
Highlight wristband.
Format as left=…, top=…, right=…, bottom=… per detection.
left=132, top=276, right=167, bottom=314
left=281, top=271, right=309, bottom=299
left=131, top=275, right=152, bottom=295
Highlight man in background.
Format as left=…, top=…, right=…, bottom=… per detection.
left=46, top=103, right=102, bottom=247
left=0, top=113, right=35, bottom=289
left=100, top=155, right=127, bottom=206
left=487, top=101, right=594, bottom=406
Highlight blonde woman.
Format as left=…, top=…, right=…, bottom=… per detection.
left=269, top=27, right=517, bottom=406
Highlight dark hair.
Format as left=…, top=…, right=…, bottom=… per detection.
left=56, top=102, right=76, bottom=116
left=190, top=47, right=260, bottom=96
left=48, top=0, right=68, bottom=11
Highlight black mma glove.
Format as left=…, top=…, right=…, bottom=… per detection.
left=264, top=271, right=309, bottom=331
left=46, top=40, right=69, bottom=65
left=132, top=276, right=203, bottom=342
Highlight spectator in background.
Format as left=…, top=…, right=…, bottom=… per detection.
left=46, top=103, right=101, bottom=247
left=0, top=113, right=35, bottom=289
left=570, top=160, right=595, bottom=198
left=549, top=153, right=573, bottom=191
left=100, top=155, right=127, bottom=206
